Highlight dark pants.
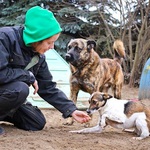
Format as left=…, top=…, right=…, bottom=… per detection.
left=0, top=81, right=29, bottom=120
left=0, top=81, right=46, bottom=131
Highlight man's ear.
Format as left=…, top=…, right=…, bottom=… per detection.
left=102, top=93, right=113, bottom=100
left=87, top=40, right=96, bottom=52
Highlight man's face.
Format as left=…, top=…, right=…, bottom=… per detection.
left=32, top=33, right=60, bottom=54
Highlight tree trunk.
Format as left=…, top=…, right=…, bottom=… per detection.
left=129, top=7, right=148, bottom=87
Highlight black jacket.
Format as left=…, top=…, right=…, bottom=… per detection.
left=0, top=26, right=77, bottom=118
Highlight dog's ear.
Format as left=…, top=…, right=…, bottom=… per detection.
left=102, top=93, right=113, bottom=100
left=87, top=40, right=96, bottom=52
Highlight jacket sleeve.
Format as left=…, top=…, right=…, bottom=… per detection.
left=36, top=59, right=77, bottom=118
left=0, top=31, right=35, bottom=85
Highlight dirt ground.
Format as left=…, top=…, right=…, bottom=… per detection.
left=1, top=84, right=150, bottom=150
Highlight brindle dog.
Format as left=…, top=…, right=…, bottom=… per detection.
left=65, top=38, right=125, bottom=125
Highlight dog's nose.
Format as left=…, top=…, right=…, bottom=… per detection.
left=65, top=53, right=72, bottom=61
left=86, top=109, right=91, bottom=114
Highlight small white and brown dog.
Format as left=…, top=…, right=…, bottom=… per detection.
left=70, top=92, right=150, bottom=140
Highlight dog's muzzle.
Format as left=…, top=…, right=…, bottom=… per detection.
left=86, top=107, right=100, bottom=115
left=86, top=109, right=92, bottom=115
left=65, top=53, right=71, bottom=61
left=65, top=53, right=73, bottom=62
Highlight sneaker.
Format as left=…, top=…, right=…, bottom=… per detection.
left=0, top=127, right=5, bottom=135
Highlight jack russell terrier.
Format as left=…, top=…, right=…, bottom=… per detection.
left=70, top=92, right=150, bottom=140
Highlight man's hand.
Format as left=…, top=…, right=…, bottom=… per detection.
left=32, top=80, right=39, bottom=94
left=71, top=110, right=91, bottom=124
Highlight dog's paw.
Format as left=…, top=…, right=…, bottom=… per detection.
left=100, top=122, right=106, bottom=129
left=63, top=117, right=74, bottom=126
left=123, top=129, right=135, bottom=133
left=69, top=130, right=84, bottom=134
left=69, top=128, right=94, bottom=134
left=70, top=125, right=103, bottom=134
left=84, top=122, right=90, bottom=128
left=132, top=137, right=144, bottom=140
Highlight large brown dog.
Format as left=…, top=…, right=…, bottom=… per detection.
left=65, top=38, right=125, bottom=125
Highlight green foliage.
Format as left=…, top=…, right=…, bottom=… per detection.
left=63, top=23, right=81, bottom=34
left=0, top=0, right=121, bottom=58
left=0, top=0, right=45, bottom=26
left=1, top=0, right=149, bottom=86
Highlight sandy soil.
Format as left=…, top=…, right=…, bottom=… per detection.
left=0, top=85, right=150, bottom=150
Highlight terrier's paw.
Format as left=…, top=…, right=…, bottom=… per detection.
left=132, top=137, right=144, bottom=140
left=69, top=130, right=82, bottom=134
left=63, top=117, right=74, bottom=125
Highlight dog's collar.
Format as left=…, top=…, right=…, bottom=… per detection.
left=101, top=100, right=107, bottom=107
left=72, top=56, right=94, bottom=76
left=72, top=69, right=79, bottom=76
left=72, top=62, right=89, bottom=76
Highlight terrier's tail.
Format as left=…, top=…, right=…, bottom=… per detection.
left=113, top=39, right=125, bottom=64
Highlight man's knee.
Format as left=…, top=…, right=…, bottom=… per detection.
left=13, top=103, right=46, bottom=131
left=16, top=81, right=30, bottom=101
left=0, top=82, right=30, bottom=118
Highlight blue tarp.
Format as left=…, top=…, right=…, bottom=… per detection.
left=139, top=58, right=150, bottom=100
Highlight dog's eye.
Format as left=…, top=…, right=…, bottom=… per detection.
left=77, top=47, right=82, bottom=53
left=92, top=100, right=97, bottom=105
left=68, top=46, right=71, bottom=50
left=75, top=46, right=82, bottom=53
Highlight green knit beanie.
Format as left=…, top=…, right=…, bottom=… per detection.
left=23, top=6, right=62, bottom=46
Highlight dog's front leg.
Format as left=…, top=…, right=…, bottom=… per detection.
left=69, top=125, right=102, bottom=133
left=100, top=114, right=108, bottom=129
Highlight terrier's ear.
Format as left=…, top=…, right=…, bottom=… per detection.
left=87, top=40, right=96, bottom=52
left=102, top=93, right=113, bottom=100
